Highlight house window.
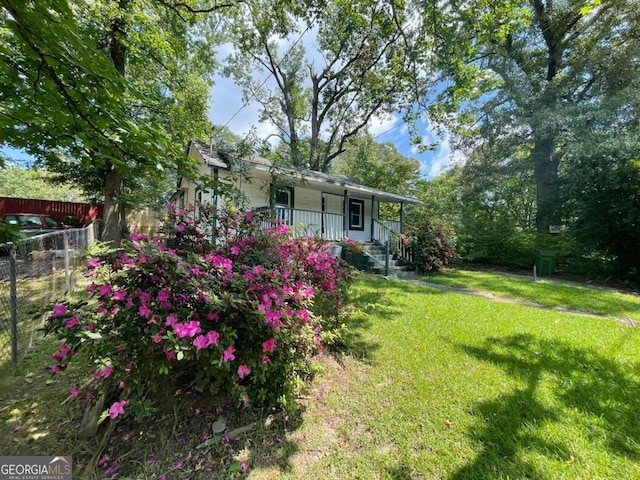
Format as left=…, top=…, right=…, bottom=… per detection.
left=348, top=199, right=365, bottom=231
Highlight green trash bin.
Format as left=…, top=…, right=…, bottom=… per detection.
left=535, top=249, right=558, bottom=276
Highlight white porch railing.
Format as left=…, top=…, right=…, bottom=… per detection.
left=372, top=219, right=402, bottom=244
left=272, top=208, right=344, bottom=240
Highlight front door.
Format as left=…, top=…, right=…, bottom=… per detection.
left=275, top=187, right=294, bottom=224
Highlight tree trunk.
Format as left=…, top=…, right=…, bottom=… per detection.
left=100, top=0, right=130, bottom=245
left=102, top=162, right=125, bottom=245
left=533, top=136, right=560, bottom=234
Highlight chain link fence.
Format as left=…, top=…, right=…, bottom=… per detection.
left=0, top=221, right=102, bottom=366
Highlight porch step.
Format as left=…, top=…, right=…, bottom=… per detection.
left=359, top=242, right=413, bottom=277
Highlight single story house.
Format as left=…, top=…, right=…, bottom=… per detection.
left=174, top=141, right=421, bottom=243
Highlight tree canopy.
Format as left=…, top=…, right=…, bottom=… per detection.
left=426, top=0, right=640, bottom=235
left=224, top=0, right=429, bottom=172
left=0, top=0, right=233, bottom=242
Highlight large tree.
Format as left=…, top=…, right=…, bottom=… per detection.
left=426, top=0, right=640, bottom=234
left=224, top=0, right=428, bottom=172
left=331, top=133, right=421, bottom=197
left=0, top=0, right=234, bottom=243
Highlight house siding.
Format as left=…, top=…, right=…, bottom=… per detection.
left=293, top=187, right=321, bottom=211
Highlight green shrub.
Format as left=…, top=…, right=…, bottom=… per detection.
left=45, top=204, right=353, bottom=423
left=405, top=216, right=460, bottom=272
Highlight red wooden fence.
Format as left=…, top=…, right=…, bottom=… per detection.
left=0, top=197, right=103, bottom=226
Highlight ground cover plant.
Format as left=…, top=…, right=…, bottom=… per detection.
left=421, top=269, right=640, bottom=321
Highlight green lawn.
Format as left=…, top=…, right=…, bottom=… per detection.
left=2, top=274, right=639, bottom=479
left=275, top=275, right=640, bottom=479
left=420, top=269, right=640, bottom=321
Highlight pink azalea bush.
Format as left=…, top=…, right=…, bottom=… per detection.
left=46, top=204, right=353, bottom=420
left=405, top=216, right=460, bottom=272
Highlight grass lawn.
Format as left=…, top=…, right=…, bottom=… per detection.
left=1, top=274, right=639, bottom=479
left=275, top=275, right=640, bottom=479
left=420, top=268, right=640, bottom=321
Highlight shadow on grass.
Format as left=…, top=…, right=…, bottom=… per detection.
left=332, top=275, right=445, bottom=363
left=450, top=333, right=640, bottom=479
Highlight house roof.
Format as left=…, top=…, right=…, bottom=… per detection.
left=189, top=140, right=422, bottom=205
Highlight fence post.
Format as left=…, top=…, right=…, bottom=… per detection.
left=64, top=230, right=71, bottom=294
left=9, top=243, right=18, bottom=365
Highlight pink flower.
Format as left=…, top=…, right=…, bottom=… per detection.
left=165, top=314, right=178, bottom=327
left=139, top=305, right=152, bottom=318
left=240, top=462, right=247, bottom=471
left=63, top=315, right=79, bottom=329
left=252, top=265, right=263, bottom=275
left=52, top=303, right=67, bottom=318
left=139, top=291, right=152, bottom=304
left=265, top=310, right=281, bottom=325
left=193, top=335, right=208, bottom=350
left=262, top=355, right=270, bottom=364
left=98, top=284, right=112, bottom=297
left=112, top=290, right=127, bottom=301
left=119, top=381, right=126, bottom=389
left=70, top=385, right=79, bottom=400
left=230, top=246, right=240, bottom=255
left=222, top=345, right=236, bottom=363
left=108, top=400, right=127, bottom=419
left=173, top=321, right=201, bottom=338
left=87, top=257, right=101, bottom=268
left=262, top=337, right=276, bottom=353
left=86, top=390, right=93, bottom=401
left=50, top=365, right=59, bottom=374
left=94, top=365, right=112, bottom=380
left=157, top=289, right=170, bottom=302
left=176, top=223, right=186, bottom=232
left=237, top=365, right=250, bottom=379
left=206, top=330, right=220, bottom=346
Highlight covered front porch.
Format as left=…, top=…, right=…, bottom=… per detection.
left=267, top=207, right=404, bottom=243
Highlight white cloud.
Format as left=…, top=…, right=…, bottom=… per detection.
left=368, top=113, right=402, bottom=138
left=424, top=133, right=465, bottom=179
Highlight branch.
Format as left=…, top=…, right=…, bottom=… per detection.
left=154, top=0, right=243, bottom=17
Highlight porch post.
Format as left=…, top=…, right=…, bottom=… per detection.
left=269, top=182, right=276, bottom=213
left=212, top=167, right=219, bottom=245
left=400, top=202, right=405, bottom=233
left=370, top=195, right=376, bottom=241
left=343, top=189, right=348, bottom=238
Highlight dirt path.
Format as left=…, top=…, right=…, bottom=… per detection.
left=401, top=277, right=640, bottom=327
